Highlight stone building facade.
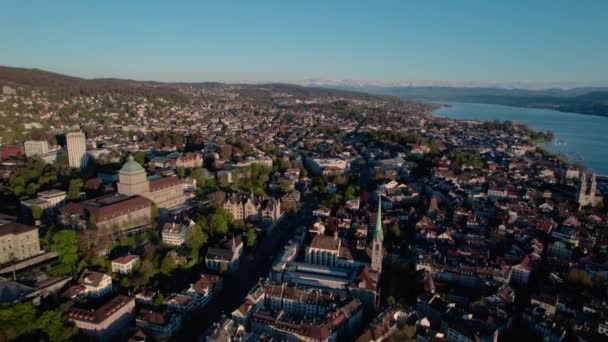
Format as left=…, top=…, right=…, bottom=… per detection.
left=117, top=156, right=188, bottom=209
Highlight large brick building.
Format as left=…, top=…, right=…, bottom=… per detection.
left=59, top=194, right=154, bottom=236
left=68, top=295, right=135, bottom=340
left=0, top=144, right=24, bottom=160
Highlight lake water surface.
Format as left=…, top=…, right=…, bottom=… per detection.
left=432, top=102, right=608, bottom=175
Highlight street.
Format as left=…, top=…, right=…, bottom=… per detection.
left=178, top=197, right=317, bottom=339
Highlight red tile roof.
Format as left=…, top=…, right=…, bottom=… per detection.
left=68, top=295, right=134, bottom=324
left=60, top=195, right=153, bottom=223
left=79, top=270, right=109, bottom=287
left=191, top=274, right=221, bottom=296
left=149, top=176, right=184, bottom=192
left=310, top=235, right=340, bottom=251
left=0, top=222, right=37, bottom=237
left=112, top=255, right=139, bottom=265
left=137, top=309, right=168, bottom=325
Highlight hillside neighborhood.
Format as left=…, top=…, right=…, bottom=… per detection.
left=0, top=69, right=607, bottom=341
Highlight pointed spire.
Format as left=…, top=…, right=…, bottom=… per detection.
left=373, top=195, right=384, bottom=242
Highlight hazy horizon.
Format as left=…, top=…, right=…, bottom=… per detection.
left=3, top=64, right=608, bottom=91
left=2, top=1, right=607, bottom=85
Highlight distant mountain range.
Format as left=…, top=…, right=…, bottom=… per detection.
left=2, top=66, right=607, bottom=117
left=300, top=78, right=608, bottom=90
left=0, top=66, right=384, bottom=102
left=301, top=80, right=608, bottom=117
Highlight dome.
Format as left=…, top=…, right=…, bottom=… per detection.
left=121, top=156, right=144, bottom=173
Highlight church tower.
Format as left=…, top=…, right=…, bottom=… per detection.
left=577, top=172, right=587, bottom=205
left=576, top=172, right=602, bottom=208
left=371, top=195, right=384, bottom=272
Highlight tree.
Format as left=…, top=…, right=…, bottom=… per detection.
left=388, top=325, right=417, bottom=342
left=35, top=304, right=77, bottom=342
left=177, top=167, right=186, bottom=178
left=139, top=259, right=159, bottom=286
left=50, top=230, right=79, bottom=275
left=57, top=150, right=69, bottom=168
left=333, top=174, right=348, bottom=185
left=206, top=191, right=226, bottom=208
left=279, top=182, right=292, bottom=192
left=344, top=185, right=359, bottom=200
left=154, top=293, right=164, bottom=307
left=151, top=205, right=159, bottom=222
left=567, top=268, right=593, bottom=287
left=8, top=158, right=57, bottom=200
left=0, top=303, right=36, bottom=341
left=133, top=151, right=146, bottom=166
left=31, top=205, right=43, bottom=221
left=194, top=214, right=209, bottom=232
left=120, top=277, right=131, bottom=288
left=160, top=255, right=177, bottom=275
left=210, top=208, right=233, bottom=235
left=186, top=224, right=208, bottom=262
left=67, top=178, right=83, bottom=200
left=88, top=214, right=97, bottom=229
left=191, top=167, right=208, bottom=187
left=389, top=224, right=401, bottom=243
left=220, top=144, right=233, bottom=160
left=247, top=228, right=257, bottom=247
left=279, top=158, right=292, bottom=171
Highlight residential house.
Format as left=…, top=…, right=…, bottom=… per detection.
left=111, top=255, right=140, bottom=275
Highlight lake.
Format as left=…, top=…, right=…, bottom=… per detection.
left=432, top=102, right=608, bottom=175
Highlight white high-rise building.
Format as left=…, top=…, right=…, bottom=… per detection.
left=66, top=131, right=87, bottom=169
left=24, top=140, right=49, bottom=157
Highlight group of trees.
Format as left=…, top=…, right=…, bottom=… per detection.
left=480, top=120, right=554, bottom=142
left=246, top=228, right=257, bottom=247
left=0, top=303, right=77, bottom=342
left=141, top=131, right=186, bottom=150
left=566, top=268, right=606, bottom=288
left=312, top=174, right=360, bottom=210
left=6, top=158, right=58, bottom=200
left=185, top=223, right=208, bottom=263
left=48, top=230, right=81, bottom=276
left=195, top=207, right=234, bottom=237
left=450, top=150, right=484, bottom=170
left=385, top=223, right=402, bottom=245
left=232, top=164, right=273, bottom=195
left=67, top=178, right=83, bottom=200
left=370, top=131, right=442, bottom=155
left=188, top=167, right=216, bottom=190
left=218, top=138, right=255, bottom=161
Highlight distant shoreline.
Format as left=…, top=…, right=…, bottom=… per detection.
left=428, top=98, right=608, bottom=119
left=429, top=100, right=608, bottom=121
left=431, top=101, right=608, bottom=177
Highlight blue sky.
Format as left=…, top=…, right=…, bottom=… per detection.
left=1, top=0, right=607, bottom=83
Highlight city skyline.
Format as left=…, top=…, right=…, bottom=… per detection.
left=2, top=1, right=607, bottom=84
left=1, top=2, right=607, bottom=336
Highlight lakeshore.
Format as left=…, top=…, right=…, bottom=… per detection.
left=432, top=101, right=608, bottom=175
